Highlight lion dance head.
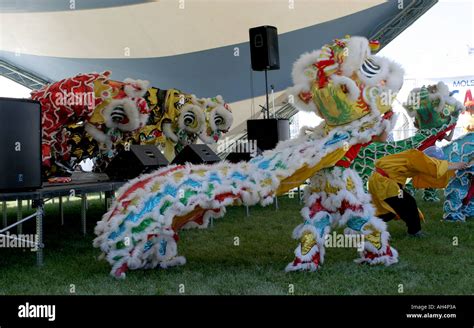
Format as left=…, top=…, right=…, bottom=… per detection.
left=403, top=81, right=465, bottom=131
left=142, top=89, right=232, bottom=161
left=288, top=35, right=404, bottom=133
left=31, top=71, right=151, bottom=177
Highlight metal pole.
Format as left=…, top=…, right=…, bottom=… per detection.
left=59, top=196, right=64, bottom=226
left=275, top=196, right=279, bottom=211
left=245, top=205, right=250, bottom=217
left=2, top=201, right=6, bottom=227
left=81, top=194, right=87, bottom=236
left=271, top=84, right=275, bottom=118
left=34, top=200, right=44, bottom=266
left=17, top=199, right=22, bottom=234
left=264, top=69, right=269, bottom=119
left=105, top=191, right=112, bottom=209
left=105, top=190, right=115, bottom=209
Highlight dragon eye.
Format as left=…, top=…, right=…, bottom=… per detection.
left=214, top=115, right=224, bottom=126
left=183, top=112, right=196, bottom=126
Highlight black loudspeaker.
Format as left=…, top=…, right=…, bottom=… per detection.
left=225, top=146, right=262, bottom=163
left=249, top=25, right=280, bottom=71
left=106, top=145, right=168, bottom=180
left=0, top=98, right=42, bottom=191
left=247, top=119, right=290, bottom=151
left=172, top=144, right=221, bottom=165
left=225, top=151, right=261, bottom=163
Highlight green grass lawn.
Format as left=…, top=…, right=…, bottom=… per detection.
left=0, top=192, right=473, bottom=295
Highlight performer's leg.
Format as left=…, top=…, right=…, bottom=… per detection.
left=286, top=192, right=333, bottom=272
left=337, top=168, right=398, bottom=265
left=287, top=168, right=398, bottom=271
left=344, top=212, right=399, bottom=266
left=384, top=190, right=422, bottom=235
left=378, top=212, right=396, bottom=222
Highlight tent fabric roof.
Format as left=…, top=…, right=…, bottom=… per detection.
left=1, top=0, right=432, bottom=130
left=0, top=0, right=153, bottom=13
left=0, top=0, right=403, bottom=103
left=1, top=0, right=384, bottom=58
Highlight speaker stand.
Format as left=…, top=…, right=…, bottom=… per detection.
left=264, top=68, right=270, bottom=119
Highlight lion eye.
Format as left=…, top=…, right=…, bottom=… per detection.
left=360, top=57, right=381, bottom=79
left=183, top=112, right=196, bottom=126
left=111, top=105, right=126, bottom=122
left=214, top=115, right=224, bottom=126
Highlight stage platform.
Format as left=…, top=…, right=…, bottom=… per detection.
left=0, top=172, right=125, bottom=266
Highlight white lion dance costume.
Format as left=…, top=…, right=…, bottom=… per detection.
left=94, top=36, right=402, bottom=278
left=284, top=36, right=402, bottom=271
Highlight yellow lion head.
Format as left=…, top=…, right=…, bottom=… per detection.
left=288, top=36, right=404, bottom=128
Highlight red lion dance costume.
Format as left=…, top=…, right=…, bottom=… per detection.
left=31, top=71, right=150, bottom=176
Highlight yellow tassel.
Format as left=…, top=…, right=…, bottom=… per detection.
left=418, top=208, right=425, bottom=222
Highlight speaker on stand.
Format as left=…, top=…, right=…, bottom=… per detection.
left=248, top=26, right=287, bottom=212
left=249, top=25, right=280, bottom=119
left=248, top=25, right=288, bottom=151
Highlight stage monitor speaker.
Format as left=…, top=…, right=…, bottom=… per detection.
left=172, top=144, right=221, bottom=165
left=105, top=145, right=168, bottom=180
left=0, top=97, right=42, bottom=191
left=247, top=118, right=290, bottom=151
left=225, top=147, right=262, bottom=163
left=249, top=25, right=280, bottom=71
